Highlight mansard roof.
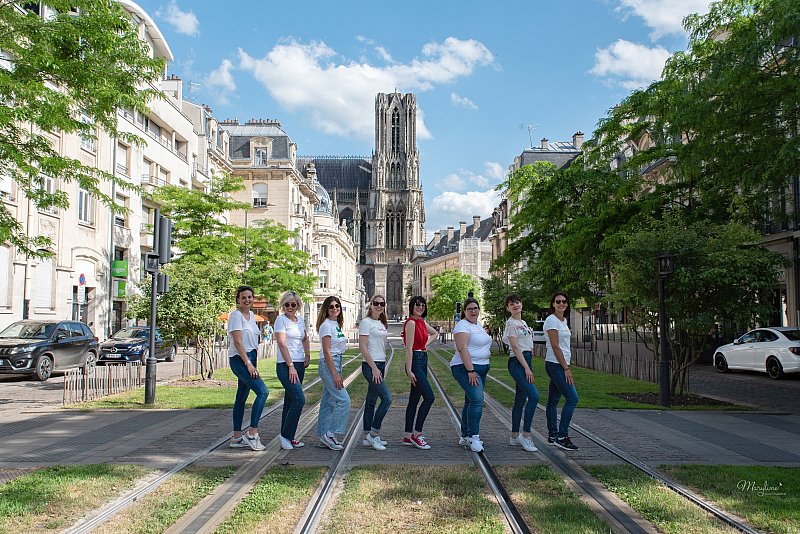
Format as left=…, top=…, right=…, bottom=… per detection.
left=422, top=216, right=494, bottom=261
left=518, top=142, right=581, bottom=169
left=297, top=156, right=372, bottom=192
left=222, top=122, right=292, bottom=161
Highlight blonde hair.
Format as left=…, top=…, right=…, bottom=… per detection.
left=366, top=294, right=388, bottom=327
left=278, top=291, right=303, bottom=311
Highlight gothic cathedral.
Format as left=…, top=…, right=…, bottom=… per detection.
left=300, top=92, right=426, bottom=319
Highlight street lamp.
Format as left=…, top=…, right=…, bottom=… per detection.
left=658, top=252, right=675, bottom=407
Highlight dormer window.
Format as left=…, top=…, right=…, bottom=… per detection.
left=255, top=148, right=267, bottom=166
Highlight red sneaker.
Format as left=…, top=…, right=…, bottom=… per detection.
left=409, top=434, right=431, bottom=450
left=291, top=440, right=305, bottom=448
left=402, top=437, right=413, bottom=446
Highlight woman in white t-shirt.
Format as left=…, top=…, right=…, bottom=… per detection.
left=274, top=291, right=311, bottom=451
left=451, top=296, right=493, bottom=453
left=316, top=295, right=351, bottom=450
left=358, top=295, right=392, bottom=450
left=544, top=292, right=579, bottom=451
left=227, top=285, right=269, bottom=451
left=502, top=293, right=541, bottom=453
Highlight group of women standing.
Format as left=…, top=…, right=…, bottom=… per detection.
left=226, top=286, right=579, bottom=453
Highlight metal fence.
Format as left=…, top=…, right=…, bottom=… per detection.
left=63, top=363, right=143, bottom=405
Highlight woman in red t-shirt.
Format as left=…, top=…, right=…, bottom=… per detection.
left=402, top=296, right=439, bottom=449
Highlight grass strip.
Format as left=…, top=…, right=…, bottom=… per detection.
left=322, top=465, right=507, bottom=533
left=93, top=466, right=235, bottom=534
left=495, top=465, right=613, bottom=533
left=0, top=464, right=147, bottom=533
left=661, top=465, right=799, bottom=534
left=213, top=466, right=325, bottom=534
left=585, top=465, right=739, bottom=533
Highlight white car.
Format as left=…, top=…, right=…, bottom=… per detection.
left=713, top=327, right=800, bottom=379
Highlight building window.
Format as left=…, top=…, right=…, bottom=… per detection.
left=116, top=143, right=129, bottom=176
left=34, top=253, right=53, bottom=309
left=80, top=113, right=95, bottom=152
left=253, top=183, right=269, bottom=207
left=0, top=246, right=9, bottom=307
left=255, top=148, right=267, bottom=166
left=320, top=244, right=328, bottom=258
left=391, top=108, right=401, bottom=154
left=39, top=173, right=57, bottom=213
left=114, top=193, right=128, bottom=227
left=78, top=188, right=94, bottom=224
left=319, top=270, right=329, bottom=289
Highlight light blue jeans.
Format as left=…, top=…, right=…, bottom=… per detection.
left=451, top=363, right=490, bottom=437
left=317, top=353, right=351, bottom=436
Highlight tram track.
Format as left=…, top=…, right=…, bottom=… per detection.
left=430, top=345, right=759, bottom=534
left=64, top=355, right=362, bottom=534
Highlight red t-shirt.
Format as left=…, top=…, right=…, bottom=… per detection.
left=402, top=317, right=429, bottom=351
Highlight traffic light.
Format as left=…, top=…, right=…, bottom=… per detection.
left=157, top=216, right=174, bottom=264
left=157, top=272, right=170, bottom=294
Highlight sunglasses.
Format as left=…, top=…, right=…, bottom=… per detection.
left=372, top=301, right=386, bottom=307
left=554, top=299, right=568, bottom=304
left=329, top=303, right=341, bottom=309
left=414, top=302, right=426, bottom=307
left=283, top=302, right=298, bottom=308
left=465, top=307, right=480, bottom=312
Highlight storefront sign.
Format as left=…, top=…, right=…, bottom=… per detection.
left=111, top=260, right=128, bottom=278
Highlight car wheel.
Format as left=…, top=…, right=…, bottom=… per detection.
left=34, top=355, right=53, bottom=381
left=82, top=351, right=97, bottom=372
left=714, top=353, right=729, bottom=373
left=166, top=345, right=176, bottom=362
left=766, top=357, right=784, bottom=380
left=140, top=348, right=149, bottom=365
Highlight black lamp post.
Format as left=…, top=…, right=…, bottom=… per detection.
left=658, top=252, right=675, bottom=407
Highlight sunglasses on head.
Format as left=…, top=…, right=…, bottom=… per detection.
left=554, top=299, right=568, bottom=304
left=283, top=302, right=298, bottom=308
left=372, top=301, right=386, bottom=307
left=329, top=303, right=341, bottom=309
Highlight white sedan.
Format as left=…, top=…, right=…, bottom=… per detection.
left=713, top=327, right=800, bottom=379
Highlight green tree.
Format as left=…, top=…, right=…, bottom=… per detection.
left=613, top=217, right=784, bottom=394
left=427, top=270, right=479, bottom=321
left=0, top=1, right=164, bottom=255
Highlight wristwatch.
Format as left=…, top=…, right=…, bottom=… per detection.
left=467, top=369, right=476, bottom=373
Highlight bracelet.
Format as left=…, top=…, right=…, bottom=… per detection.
left=467, top=369, right=476, bottom=373
left=562, top=366, right=570, bottom=371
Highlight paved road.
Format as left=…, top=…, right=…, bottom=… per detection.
left=687, top=362, right=800, bottom=413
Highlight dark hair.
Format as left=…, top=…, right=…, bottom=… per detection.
left=549, top=291, right=569, bottom=313
left=460, top=297, right=480, bottom=319
left=368, top=294, right=388, bottom=327
left=317, top=295, right=344, bottom=329
left=235, top=285, right=255, bottom=300
left=408, top=296, right=427, bottom=319
left=503, top=293, right=522, bottom=309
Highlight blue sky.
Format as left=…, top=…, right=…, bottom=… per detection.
left=134, top=0, right=712, bottom=235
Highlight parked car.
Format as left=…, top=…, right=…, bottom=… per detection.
left=531, top=320, right=546, bottom=345
left=713, top=327, right=800, bottom=379
left=98, top=327, right=177, bottom=365
left=0, top=320, right=99, bottom=381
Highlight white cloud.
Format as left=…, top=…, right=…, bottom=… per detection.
left=589, top=39, right=671, bottom=89
left=205, top=59, right=236, bottom=105
left=450, top=92, right=478, bottom=110
left=442, top=173, right=466, bottom=189
left=375, top=46, right=393, bottom=62
left=484, top=161, right=504, bottom=180
left=430, top=189, right=501, bottom=224
left=155, top=1, right=199, bottom=37
left=616, top=0, right=713, bottom=39
left=237, top=37, right=494, bottom=140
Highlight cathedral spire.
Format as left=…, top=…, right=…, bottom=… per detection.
left=332, top=188, right=339, bottom=218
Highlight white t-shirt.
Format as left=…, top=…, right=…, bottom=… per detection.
left=274, top=314, right=307, bottom=363
left=544, top=313, right=571, bottom=365
left=358, top=317, right=388, bottom=362
left=450, top=319, right=493, bottom=367
left=228, top=309, right=260, bottom=357
left=319, top=318, right=347, bottom=357
left=503, top=317, right=534, bottom=353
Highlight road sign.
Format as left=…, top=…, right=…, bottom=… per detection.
left=78, top=273, right=86, bottom=286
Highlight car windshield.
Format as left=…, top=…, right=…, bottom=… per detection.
left=781, top=330, right=800, bottom=341
left=0, top=322, right=56, bottom=339
left=112, top=328, right=148, bottom=340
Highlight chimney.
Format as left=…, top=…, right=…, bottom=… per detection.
left=473, top=215, right=481, bottom=233
left=572, top=131, right=584, bottom=150
left=433, top=230, right=441, bottom=243
left=447, top=226, right=454, bottom=241
left=540, top=138, right=549, bottom=150
left=459, top=221, right=467, bottom=236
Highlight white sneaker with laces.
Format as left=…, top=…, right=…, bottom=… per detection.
left=244, top=433, right=266, bottom=451
left=518, top=435, right=538, bottom=452
left=364, top=433, right=386, bottom=451
left=279, top=435, right=294, bottom=450
left=229, top=436, right=247, bottom=448
left=319, top=434, right=343, bottom=450
left=470, top=435, right=484, bottom=453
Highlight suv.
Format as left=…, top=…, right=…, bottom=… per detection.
left=98, top=327, right=177, bottom=365
left=0, top=320, right=99, bottom=381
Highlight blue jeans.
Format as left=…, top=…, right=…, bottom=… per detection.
left=405, top=351, right=435, bottom=433
left=317, top=353, right=351, bottom=436
left=545, top=361, right=579, bottom=439
left=276, top=362, right=306, bottom=440
left=508, top=352, right=541, bottom=433
left=230, top=350, right=269, bottom=432
left=451, top=363, right=490, bottom=437
left=362, top=361, right=393, bottom=432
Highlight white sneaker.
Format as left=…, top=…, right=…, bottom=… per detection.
left=470, top=435, right=484, bottom=453
left=362, top=436, right=388, bottom=447
left=459, top=436, right=470, bottom=447
left=290, top=439, right=305, bottom=448
left=364, top=433, right=386, bottom=451
left=229, top=436, right=248, bottom=448
left=319, top=434, right=343, bottom=450
left=517, top=435, right=538, bottom=452
left=279, top=435, right=294, bottom=450
left=244, top=433, right=266, bottom=451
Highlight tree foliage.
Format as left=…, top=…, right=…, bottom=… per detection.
left=427, top=270, right=479, bottom=321
left=0, top=1, right=164, bottom=255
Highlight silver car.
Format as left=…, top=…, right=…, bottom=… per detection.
left=713, top=327, right=800, bottom=379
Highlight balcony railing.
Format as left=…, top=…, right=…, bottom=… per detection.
left=141, top=174, right=167, bottom=187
